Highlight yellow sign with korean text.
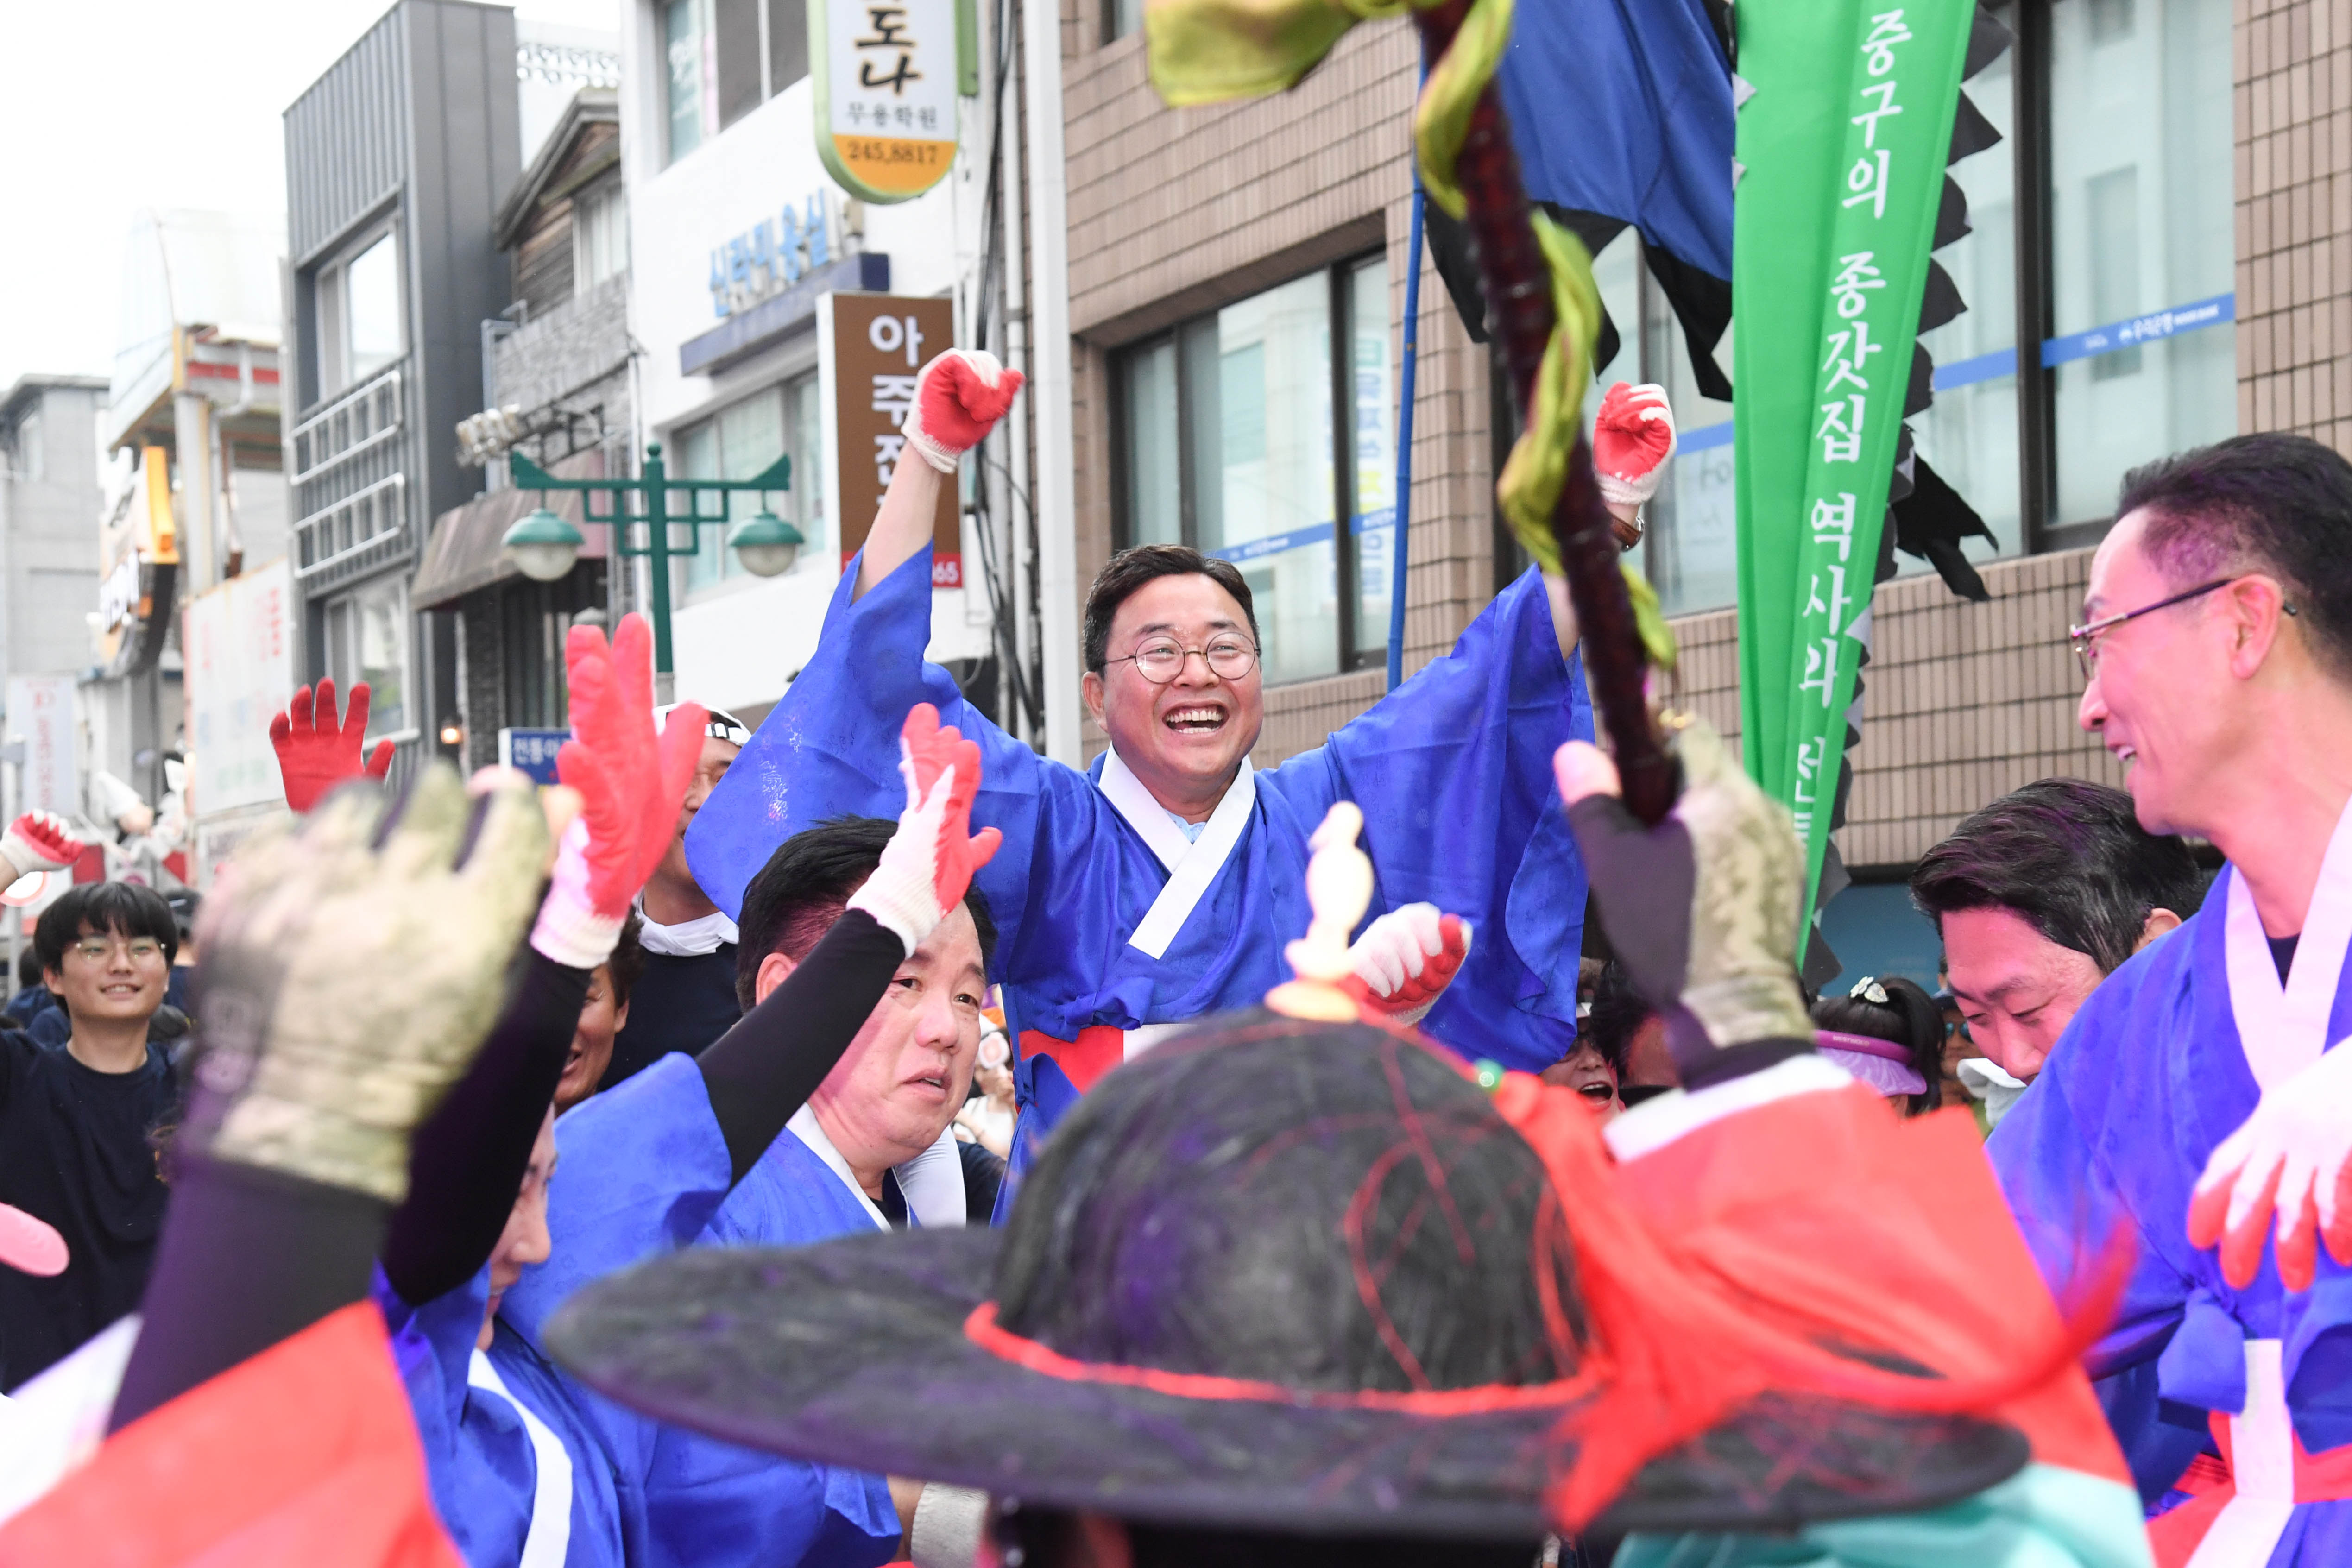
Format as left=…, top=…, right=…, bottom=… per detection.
left=813, top=0, right=960, bottom=201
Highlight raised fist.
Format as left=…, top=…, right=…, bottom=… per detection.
left=902, top=349, right=1025, bottom=474
left=0, top=810, right=78, bottom=882
left=1592, top=381, right=1677, bottom=510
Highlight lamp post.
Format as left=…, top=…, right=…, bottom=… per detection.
left=502, top=442, right=804, bottom=697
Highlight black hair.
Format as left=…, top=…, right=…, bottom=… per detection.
left=34, top=881, right=180, bottom=977
left=1082, top=544, right=1262, bottom=674
left=2116, top=432, right=2352, bottom=680
left=1910, top=777, right=2204, bottom=976
left=605, top=910, right=644, bottom=1010
left=1813, top=975, right=1944, bottom=1116
left=1581, top=960, right=1652, bottom=1080
left=1016, top=1508, right=1537, bottom=1568
left=734, top=816, right=997, bottom=1010
left=16, top=945, right=41, bottom=989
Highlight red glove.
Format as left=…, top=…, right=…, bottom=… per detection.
left=269, top=680, right=395, bottom=813
left=544, top=613, right=703, bottom=930
left=847, top=704, right=1004, bottom=953
left=1592, top=381, right=1677, bottom=509
left=1342, top=904, right=1472, bottom=1026
left=901, top=349, right=1025, bottom=473
left=0, top=810, right=78, bottom=882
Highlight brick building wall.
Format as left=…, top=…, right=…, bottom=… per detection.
left=1059, top=12, right=1506, bottom=767
left=2235, top=0, right=2347, bottom=445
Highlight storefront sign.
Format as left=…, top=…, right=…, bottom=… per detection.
left=182, top=559, right=296, bottom=816
left=498, top=728, right=568, bottom=786
left=823, top=293, right=961, bottom=586
left=96, top=446, right=180, bottom=675
left=4, top=675, right=78, bottom=818
left=813, top=0, right=958, bottom=202
left=709, top=192, right=843, bottom=320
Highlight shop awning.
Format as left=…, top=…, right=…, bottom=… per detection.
left=414, top=447, right=611, bottom=610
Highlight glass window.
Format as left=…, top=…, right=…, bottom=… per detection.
left=325, top=575, right=411, bottom=741
left=665, top=0, right=709, bottom=163
left=716, top=0, right=764, bottom=130
left=678, top=376, right=819, bottom=593
left=2047, top=0, right=2234, bottom=524
left=574, top=184, right=629, bottom=294
left=1908, top=3, right=2020, bottom=560
left=1641, top=276, right=1737, bottom=618
left=1113, top=259, right=1393, bottom=683
left=1107, top=0, right=1145, bottom=42
left=769, top=0, right=809, bottom=91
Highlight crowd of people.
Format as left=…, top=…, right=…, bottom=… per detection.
left=0, top=348, right=2344, bottom=1568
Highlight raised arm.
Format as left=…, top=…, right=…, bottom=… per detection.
left=854, top=349, right=1023, bottom=598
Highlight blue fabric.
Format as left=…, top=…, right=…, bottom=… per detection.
left=378, top=1265, right=633, bottom=1568
left=1495, top=0, right=1733, bottom=280
left=5, top=983, right=53, bottom=1025
left=999, top=1052, right=1082, bottom=1224
left=499, top=1055, right=899, bottom=1568
left=685, top=547, right=1595, bottom=1074
left=27, top=1006, right=67, bottom=1050
left=1990, top=869, right=2352, bottom=1555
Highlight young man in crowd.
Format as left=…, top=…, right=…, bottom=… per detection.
left=1991, top=433, right=2352, bottom=1556
left=0, top=825, right=180, bottom=1392
left=1910, top=777, right=2202, bottom=1109
left=599, top=704, right=752, bottom=1089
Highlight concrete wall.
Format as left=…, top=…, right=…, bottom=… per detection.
left=0, top=383, right=107, bottom=683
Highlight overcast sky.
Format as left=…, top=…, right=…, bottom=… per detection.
left=0, top=0, right=621, bottom=396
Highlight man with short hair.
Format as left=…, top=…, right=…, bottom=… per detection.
left=0, top=850, right=181, bottom=1390
left=1909, top=777, right=2202, bottom=1101
left=1989, top=432, right=2352, bottom=1555
left=689, top=354, right=1680, bottom=1100
left=599, top=703, right=753, bottom=1088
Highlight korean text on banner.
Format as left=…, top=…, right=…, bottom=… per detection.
left=3, top=676, right=78, bottom=818
left=824, top=293, right=963, bottom=587
left=1732, top=1, right=1976, bottom=938
left=814, top=0, right=960, bottom=202
left=183, top=560, right=298, bottom=816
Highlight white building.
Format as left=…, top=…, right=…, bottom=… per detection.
left=616, top=0, right=993, bottom=725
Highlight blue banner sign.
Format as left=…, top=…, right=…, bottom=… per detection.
left=1209, top=508, right=1396, bottom=567
left=498, top=727, right=568, bottom=786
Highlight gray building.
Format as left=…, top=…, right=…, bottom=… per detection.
left=416, top=86, right=631, bottom=770
left=0, top=377, right=106, bottom=686
left=283, top=0, right=522, bottom=769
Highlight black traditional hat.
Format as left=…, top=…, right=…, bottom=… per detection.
left=546, top=1014, right=2031, bottom=1541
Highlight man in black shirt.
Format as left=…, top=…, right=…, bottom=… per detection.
left=0, top=875, right=181, bottom=1390
left=600, top=704, right=751, bottom=1088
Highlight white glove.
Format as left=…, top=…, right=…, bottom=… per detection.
left=2189, top=1039, right=2352, bottom=1291
left=908, top=1483, right=988, bottom=1568
left=900, top=348, right=1024, bottom=474
left=530, top=817, right=627, bottom=971
left=0, top=812, right=77, bottom=885
left=1346, top=903, right=1473, bottom=1027
left=845, top=705, right=1001, bottom=956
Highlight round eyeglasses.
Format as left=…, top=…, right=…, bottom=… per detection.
left=1108, top=636, right=1259, bottom=684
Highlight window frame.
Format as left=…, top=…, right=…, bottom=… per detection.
left=1109, top=253, right=1390, bottom=685
left=672, top=364, right=825, bottom=601
left=313, top=221, right=404, bottom=403
left=663, top=0, right=814, bottom=166
left=322, top=572, right=419, bottom=747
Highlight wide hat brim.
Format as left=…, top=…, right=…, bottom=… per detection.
left=546, top=1227, right=2030, bottom=1540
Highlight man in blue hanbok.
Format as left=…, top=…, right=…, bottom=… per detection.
left=1989, top=433, right=2352, bottom=1564
left=687, top=353, right=1679, bottom=1106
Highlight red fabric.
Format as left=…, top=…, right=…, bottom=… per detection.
left=558, top=615, right=704, bottom=916
left=1606, top=1085, right=2134, bottom=1486
left=0, top=1303, right=463, bottom=1568
left=269, top=680, right=395, bottom=813
left=914, top=352, right=1024, bottom=456
left=898, top=704, right=1003, bottom=918
left=1021, top=1026, right=1125, bottom=1092
left=2147, top=1406, right=2352, bottom=1564
left=72, top=844, right=105, bottom=884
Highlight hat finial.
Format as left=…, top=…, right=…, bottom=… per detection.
left=1268, top=801, right=1373, bottom=1021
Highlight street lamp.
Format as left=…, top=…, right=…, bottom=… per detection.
left=499, top=442, right=796, bottom=693
left=504, top=505, right=586, bottom=582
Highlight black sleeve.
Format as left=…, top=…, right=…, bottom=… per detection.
left=380, top=948, right=591, bottom=1307
left=697, top=907, right=909, bottom=1183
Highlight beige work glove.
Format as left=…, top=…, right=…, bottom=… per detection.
left=181, top=765, right=551, bottom=1201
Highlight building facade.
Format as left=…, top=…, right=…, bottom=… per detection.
left=1040, top=0, right=2249, bottom=985
left=0, top=378, right=108, bottom=693
left=282, top=0, right=523, bottom=773
left=618, top=0, right=992, bottom=728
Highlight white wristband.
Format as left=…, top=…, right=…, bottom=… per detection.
left=909, top=1483, right=988, bottom=1568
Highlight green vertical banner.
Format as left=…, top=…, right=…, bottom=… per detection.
left=1733, top=1, right=1976, bottom=938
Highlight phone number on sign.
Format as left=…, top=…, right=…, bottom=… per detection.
left=837, top=137, right=948, bottom=166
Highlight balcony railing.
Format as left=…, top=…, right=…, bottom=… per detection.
left=290, top=366, right=404, bottom=485
left=296, top=472, right=407, bottom=583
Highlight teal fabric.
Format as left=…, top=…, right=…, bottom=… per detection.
left=1614, top=1463, right=2152, bottom=1568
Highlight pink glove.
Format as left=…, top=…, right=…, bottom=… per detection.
left=1343, top=903, right=1473, bottom=1026
left=847, top=704, right=1004, bottom=954
left=270, top=680, right=396, bottom=813
left=533, top=614, right=704, bottom=969
left=0, top=810, right=77, bottom=882
left=901, top=349, right=1025, bottom=474
left=2188, top=1041, right=2352, bottom=1291
left=1592, top=381, right=1677, bottom=510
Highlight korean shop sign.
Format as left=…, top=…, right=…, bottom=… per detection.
left=823, top=293, right=962, bottom=587
left=709, top=192, right=841, bottom=320
left=813, top=0, right=958, bottom=201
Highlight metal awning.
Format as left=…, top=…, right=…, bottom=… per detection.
left=413, top=447, right=610, bottom=609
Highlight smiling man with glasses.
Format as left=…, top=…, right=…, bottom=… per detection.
left=0, top=875, right=183, bottom=1392
left=1986, top=432, right=2352, bottom=1556
left=689, top=353, right=1680, bottom=1121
